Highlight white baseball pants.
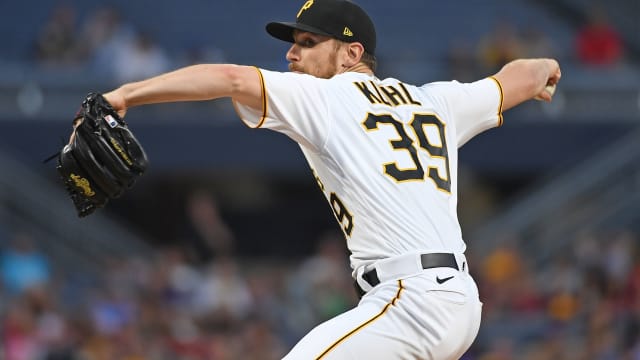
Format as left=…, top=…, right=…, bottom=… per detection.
left=282, top=257, right=482, bottom=359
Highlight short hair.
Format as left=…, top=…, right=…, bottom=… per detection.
left=335, top=40, right=377, bottom=72
left=361, top=52, right=377, bottom=72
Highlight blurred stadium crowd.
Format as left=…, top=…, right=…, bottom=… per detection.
left=22, top=1, right=631, bottom=84
left=1, top=0, right=639, bottom=359
left=1, top=213, right=639, bottom=359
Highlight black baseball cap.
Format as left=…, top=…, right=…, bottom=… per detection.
left=266, top=0, right=376, bottom=55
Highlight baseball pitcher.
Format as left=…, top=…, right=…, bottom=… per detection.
left=81, top=0, right=561, bottom=358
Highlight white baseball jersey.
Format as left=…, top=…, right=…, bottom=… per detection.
left=234, top=69, right=502, bottom=276
left=235, top=69, right=502, bottom=359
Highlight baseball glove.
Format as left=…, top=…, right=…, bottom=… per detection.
left=55, top=92, right=148, bottom=217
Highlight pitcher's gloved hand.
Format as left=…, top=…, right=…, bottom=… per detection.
left=56, top=92, right=148, bottom=217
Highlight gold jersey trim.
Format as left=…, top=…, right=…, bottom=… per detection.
left=255, top=67, right=268, bottom=128
left=235, top=66, right=268, bottom=129
left=488, top=76, right=504, bottom=127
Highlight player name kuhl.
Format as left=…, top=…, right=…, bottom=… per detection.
left=354, top=80, right=422, bottom=107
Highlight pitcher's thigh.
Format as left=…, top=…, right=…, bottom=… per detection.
left=282, top=300, right=412, bottom=360
left=283, top=275, right=482, bottom=360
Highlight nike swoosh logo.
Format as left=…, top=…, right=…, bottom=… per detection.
left=436, top=275, right=454, bottom=284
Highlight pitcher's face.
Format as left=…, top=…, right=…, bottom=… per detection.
left=286, top=30, right=343, bottom=79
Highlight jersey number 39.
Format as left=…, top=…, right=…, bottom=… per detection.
left=363, top=113, right=451, bottom=193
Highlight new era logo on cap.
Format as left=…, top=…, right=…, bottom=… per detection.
left=266, top=0, right=376, bottom=55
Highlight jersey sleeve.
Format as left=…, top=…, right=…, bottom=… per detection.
left=425, top=77, right=504, bottom=147
left=232, top=68, right=331, bottom=152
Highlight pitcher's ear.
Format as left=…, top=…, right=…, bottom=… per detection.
left=344, top=42, right=365, bottom=67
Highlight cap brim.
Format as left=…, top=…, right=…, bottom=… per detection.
left=266, top=21, right=333, bottom=43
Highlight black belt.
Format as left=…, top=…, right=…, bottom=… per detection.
left=355, top=253, right=460, bottom=298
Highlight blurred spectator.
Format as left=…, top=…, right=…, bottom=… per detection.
left=112, top=32, right=172, bottom=83
left=510, top=269, right=545, bottom=314
left=602, top=230, right=635, bottom=281
left=88, top=287, right=136, bottom=337
left=244, top=264, right=294, bottom=346
left=182, top=189, right=236, bottom=263
left=2, top=299, right=40, bottom=360
left=575, top=6, right=624, bottom=66
left=191, top=256, right=253, bottom=328
left=35, top=296, right=76, bottom=360
left=573, top=230, right=602, bottom=269
left=520, top=25, right=555, bottom=59
left=33, top=3, right=84, bottom=68
left=450, top=24, right=553, bottom=84
left=0, top=232, right=50, bottom=296
left=539, top=256, right=581, bottom=295
left=477, top=21, right=525, bottom=74
left=240, top=317, right=287, bottom=360
left=177, top=44, right=228, bottom=67
left=477, top=337, right=514, bottom=360
left=78, top=6, right=172, bottom=82
left=79, top=6, right=137, bottom=79
left=286, top=231, right=355, bottom=336
left=481, top=241, right=523, bottom=287
left=547, top=290, right=580, bottom=322
left=158, top=246, right=201, bottom=309
left=2, top=287, right=77, bottom=360
left=447, top=37, right=479, bottom=82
